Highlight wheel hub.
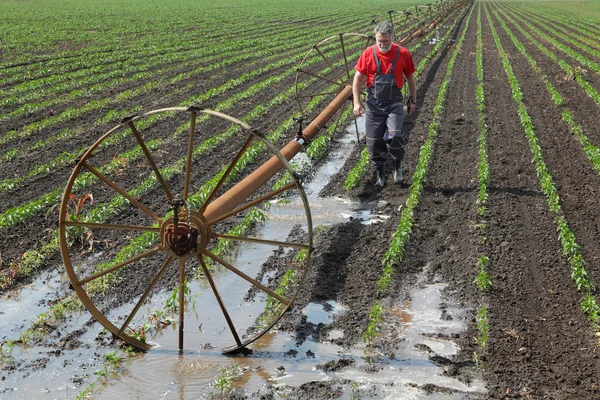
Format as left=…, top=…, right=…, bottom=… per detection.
left=164, top=222, right=199, bottom=257
left=161, top=200, right=208, bottom=259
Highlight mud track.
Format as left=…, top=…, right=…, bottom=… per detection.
left=3, top=1, right=600, bottom=399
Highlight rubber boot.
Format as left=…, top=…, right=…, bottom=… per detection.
left=375, top=164, right=386, bottom=187
left=393, top=159, right=403, bottom=184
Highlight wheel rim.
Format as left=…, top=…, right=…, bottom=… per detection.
left=59, top=107, right=313, bottom=353
left=294, top=33, right=374, bottom=140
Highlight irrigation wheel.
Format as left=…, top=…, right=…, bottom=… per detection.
left=59, top=107, right=313, bottom=353
left=387, top=5, right=445, bottom=58
left=294, top=33, right=374, bottom=141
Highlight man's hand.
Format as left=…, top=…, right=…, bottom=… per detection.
left=352, top=71, right=366, bottom=117
left=353, top=102, right=363, bottom=116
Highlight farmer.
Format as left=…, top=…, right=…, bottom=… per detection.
left=352, top=20, right=417, bottom=187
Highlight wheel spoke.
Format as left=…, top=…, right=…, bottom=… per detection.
left=64, top=221, right=160, bottom=233
left=330, top=105, right=346, bottom=141
left=339, top=34, right=351, bottom=80
left=202, top=250, right=290, bottom=306
left=81, top=161, right=162, bottom=223
left=397, top=13, right=410, bottom=36
left=78, top=246, right=162, bottom=285
left=178, top=258, right=186, bottom=351
left=353, top=110, right=361, bottom=142
left=127, top=120, right=174, bottom=202
left=183, top=111, right=197, bottom=202
left=197, top=132, right=255, bottom=215
left=206, top=181, right=296, bottom=226
left=212, top=233, right=309, bottom=251
left=119, top=256, right=174, bottom=335
left=198, top=255, right=242, bottom=346
left=297, top=68, right=343, bottom=87
left=314, top=46, right=336, bottom=75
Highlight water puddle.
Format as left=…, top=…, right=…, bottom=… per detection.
left=1, top=269, right=63, bottom=340
left=1, top=120, right=484, bottom=398
left=302, top=301, right=346, bottom=325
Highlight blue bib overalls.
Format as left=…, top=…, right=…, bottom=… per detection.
left=365, top=45, right=407, bottom=167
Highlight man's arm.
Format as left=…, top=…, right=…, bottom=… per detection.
left=353, top=71, right=366, bottom=116
left=406, top=73, right=417, bottom=114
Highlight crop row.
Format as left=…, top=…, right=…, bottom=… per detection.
left=0, top=17, right=363, bottom=150
left=490, top=6, right=600, bottom=177
left=486, top=2, right=600, bottom=328
left=0, top=30, right=362, bottom=197
left=494, top=6, right=600, bottom=107
left=0, top=16, right=322, bottom=84
left=0, top=14, right=361, bottom=112
left=508, top=3, right=600, bottom=56
left=0, top=44, right=360, bottom=290
left=362, top=3, right=474, bottom=345
left=497, top=3, right=600, bottom=76
left=0, top=22, right=359, bottom=180
left=502, top=2, right=600, bottom=51
left=0, top=1, right=371, bottom=71
left=473, top=1, right=491, bottom=365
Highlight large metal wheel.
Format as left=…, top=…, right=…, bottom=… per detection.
left=59, top=107, right=313, bottom=353
left=294, top=33, right=374, bottom=140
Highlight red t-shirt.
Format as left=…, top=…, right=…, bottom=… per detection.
left=355, top=44, right=416, bottom=88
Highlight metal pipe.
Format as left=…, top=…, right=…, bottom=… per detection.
left=203, top=0, right=465, bottom=222
left=203, top=85, right=353, bottom=221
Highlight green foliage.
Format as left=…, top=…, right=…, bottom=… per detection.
left=164, top=279, right=193, bottom=312
left=344, top=147, right=370, bottom=191
left=361, top=3, right=475, bottom=343
left=0, top=340, right=16, bottom=368
left=475, top=305, right=490, bottom=349
left=474, top=256, right=492, bottom=292
left=362, top=301, right=384, bottom=346
left=495, top=6, right=600, bottom=107
left=581, top=294, right=600, bottom=327
left=212, top=364, right=244, bottom=398
left=306, top=135, right=329, bottom=160
left=487, top=3, right=600, bottom=330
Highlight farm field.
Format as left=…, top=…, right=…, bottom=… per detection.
left=2, top=0, right=600, bottom=398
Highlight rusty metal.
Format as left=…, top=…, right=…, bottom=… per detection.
left=183, top=112, right=197, bottom=201
left=198, top=254, right=243, bottom=347
left=59, top=0, right=466, bottom=354
left=81, top=160, right=162, bottom=222
left=203, top=85, right=351, bottom=223
left=164, top=201, right=199, bottom=257
left=128, top=121, right=174, bottom=202
left=60, top=109, right=314, bottom=353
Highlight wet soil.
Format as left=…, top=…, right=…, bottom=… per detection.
left=3, top=1, right=600, bottom=399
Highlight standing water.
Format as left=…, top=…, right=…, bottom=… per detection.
left=0, top=119, right=484, bottom=399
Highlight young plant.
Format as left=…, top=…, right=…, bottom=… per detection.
left=64, top=193, right=94, bottom=251
left=474, top=255, right=492, bottom=292
left=362, top=301, right=384, bottom=347
left=475, top=305, right=490, bottom=349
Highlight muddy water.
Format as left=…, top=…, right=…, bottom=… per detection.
left=1, top=120, right=485, bottom=399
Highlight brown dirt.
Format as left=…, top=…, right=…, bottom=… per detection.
left=3, top=1, right=600, bottom=399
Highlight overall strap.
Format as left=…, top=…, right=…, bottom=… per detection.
left=390, top=45, right=401, bottom=73
left=371, top=45, right=381, bottom=73
left=372, top=45, right=401, bottom=74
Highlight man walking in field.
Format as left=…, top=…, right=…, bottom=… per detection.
left=352, top=20, right=417, bottom=187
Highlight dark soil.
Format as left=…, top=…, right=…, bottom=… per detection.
left=3, top=1, right=600, bottom=399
